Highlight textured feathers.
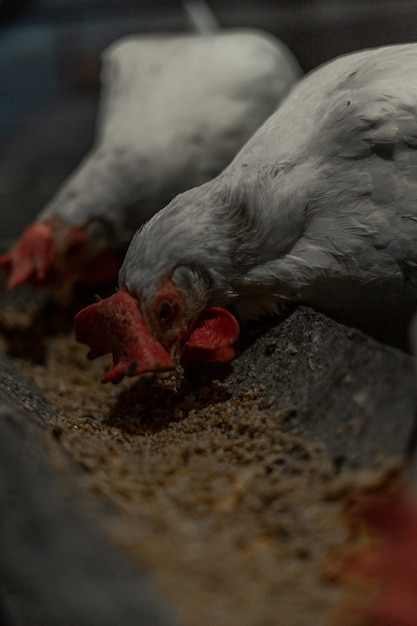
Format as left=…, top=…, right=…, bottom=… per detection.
left=119, top=43, right=417, bottom=340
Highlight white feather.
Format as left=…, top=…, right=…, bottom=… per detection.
left=39, top=30, right=301, bottom=251
left=120, top=43, right=417, bottom=341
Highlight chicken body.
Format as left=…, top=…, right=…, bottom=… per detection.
left=1, top=30, right=301, bottom=290
left=76, top=43, right=417, bottom=382
left=123, top=44, right=417, bottom=330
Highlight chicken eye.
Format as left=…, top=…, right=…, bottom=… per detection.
left=158, top=301, right=177, bottom=324
left=65, top=241, right=85, bottom=258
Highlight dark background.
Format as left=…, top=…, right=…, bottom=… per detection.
left=1, top=0, right=417, bottom=245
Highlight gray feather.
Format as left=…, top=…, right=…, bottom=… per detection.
left=120, top=43, right=417, bottom=336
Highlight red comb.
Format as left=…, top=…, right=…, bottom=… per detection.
left=0, top=222, right=57, bottom=288
left=74, top=289, right=175, bottom=383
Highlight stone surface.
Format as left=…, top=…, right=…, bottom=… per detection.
left=1, top=302, right=417, bottom=624
left=224, top=307, right=417, bottom=470
left=0, top=361, right=177, bottom=626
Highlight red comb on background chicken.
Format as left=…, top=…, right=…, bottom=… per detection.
left=0, top=217, right=119, bottom=289
left=0, top=221, right=58, bottom=288
left=0, top=31, right=300, bottom=294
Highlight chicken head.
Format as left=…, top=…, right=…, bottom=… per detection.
left=0, top=217, right=120, bottom=290
left=74, top=284, right=240, bottom=383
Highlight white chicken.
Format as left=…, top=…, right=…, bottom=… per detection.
left=75, top=43, right=417, bottom=383
left=0, top=30, right=300, bottom=290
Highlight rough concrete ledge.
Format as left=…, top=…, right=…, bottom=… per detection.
left=226, top=307, right=417, bottom=469
left=0, top=364, right=177, bottom=626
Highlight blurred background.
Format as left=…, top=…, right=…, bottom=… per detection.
left=1, top=0, right=417, bottom=245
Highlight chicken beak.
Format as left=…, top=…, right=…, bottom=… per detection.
left=74, top=289, right=175, bottom=384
